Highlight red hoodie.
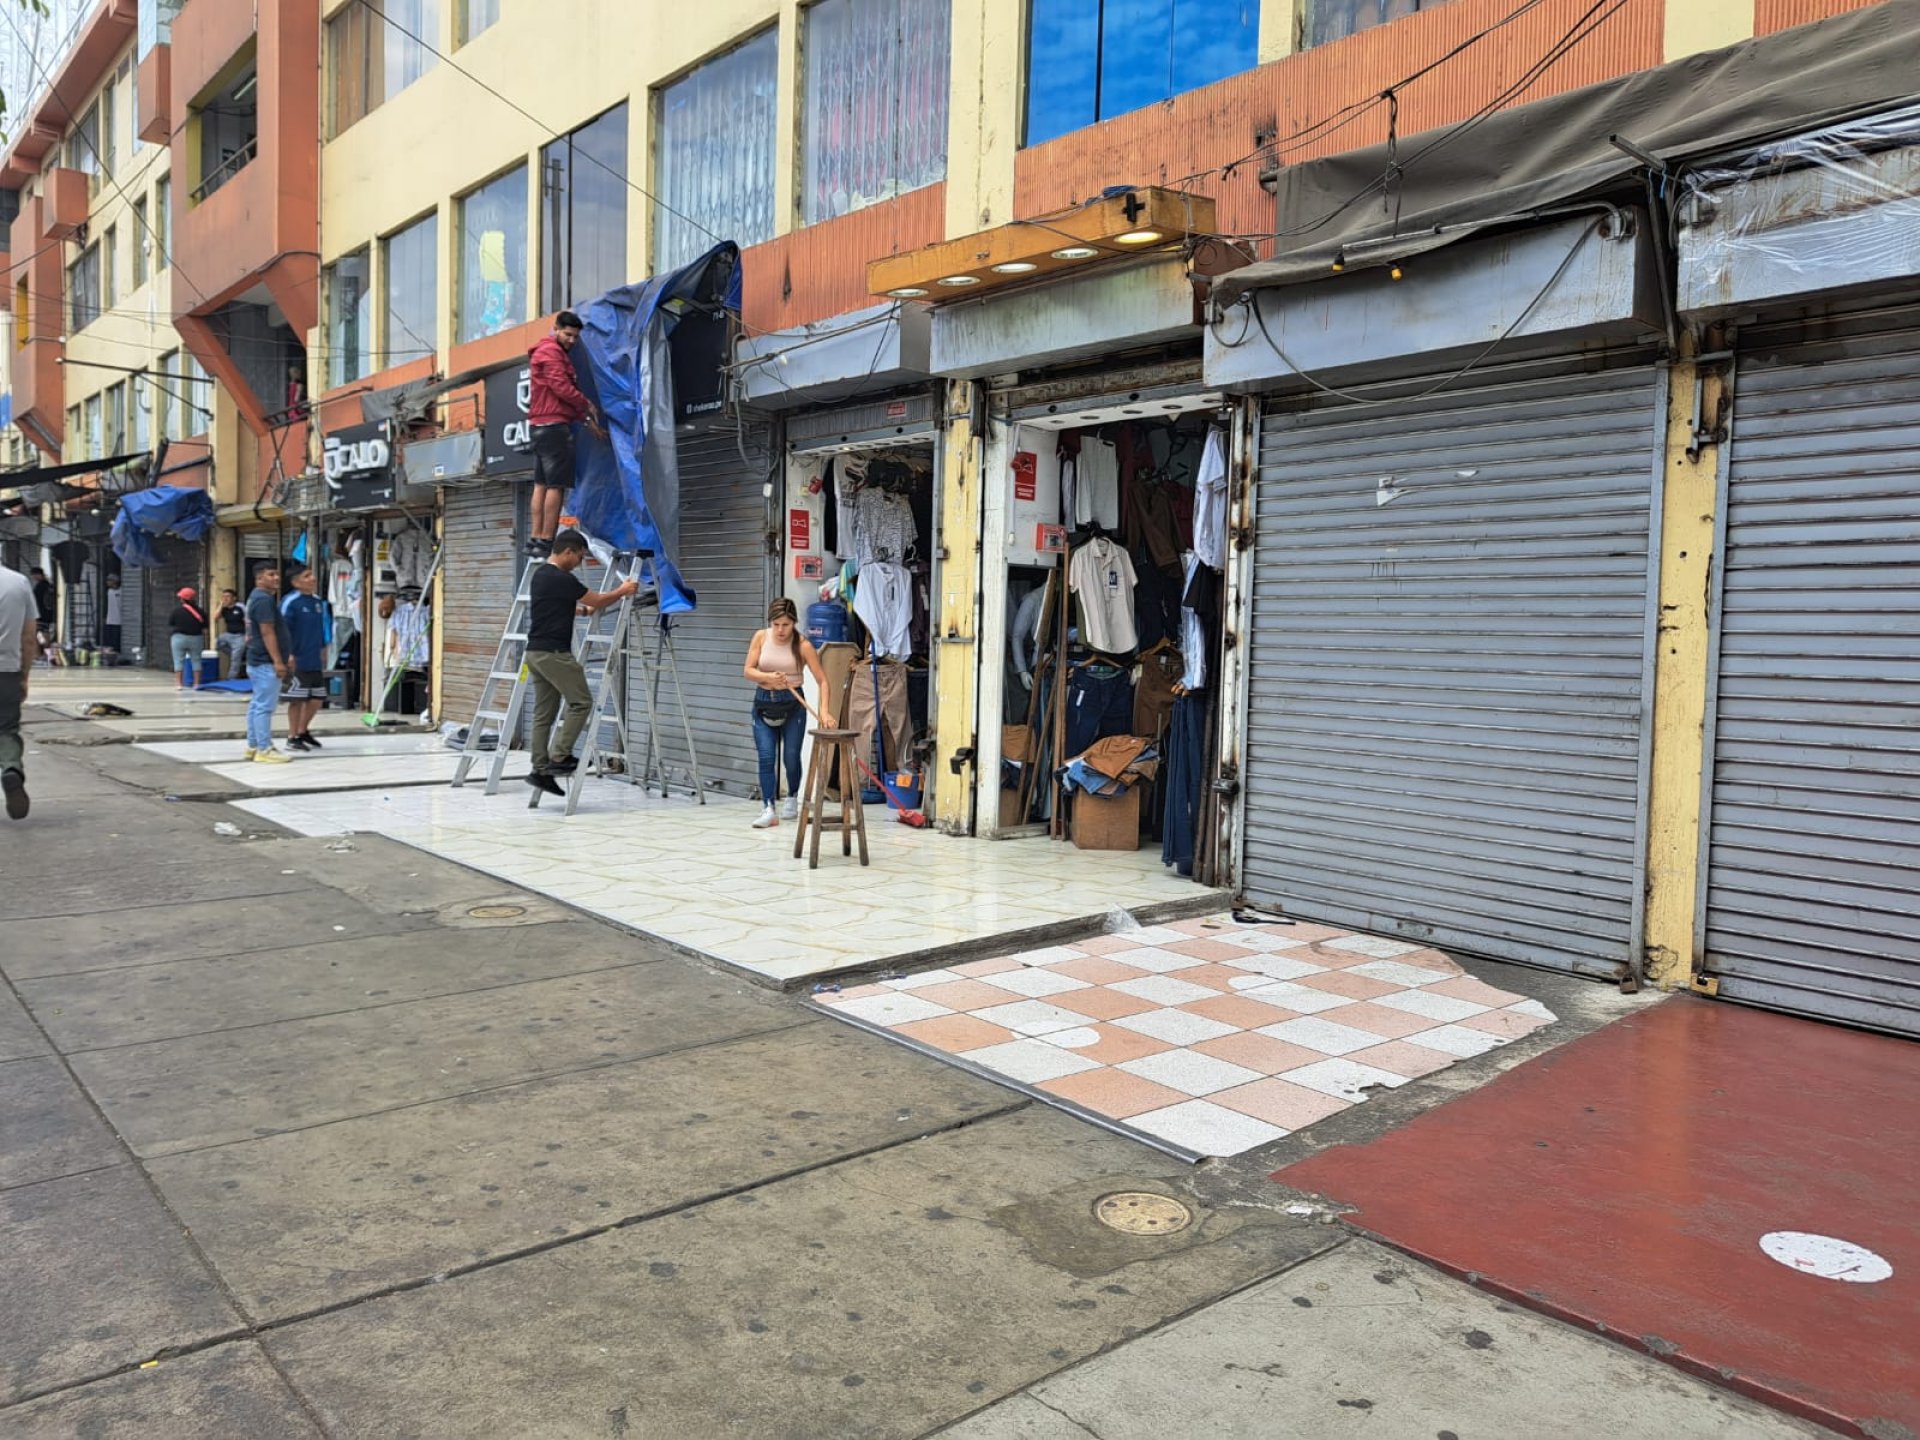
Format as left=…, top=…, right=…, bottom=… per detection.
left=527, top=334, right=593, bottom=426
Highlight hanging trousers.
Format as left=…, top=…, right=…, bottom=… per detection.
left=1162, top=693, right=1206, bottom=878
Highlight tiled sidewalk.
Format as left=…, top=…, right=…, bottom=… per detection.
left=813, top=914, right=1554, bottom=1160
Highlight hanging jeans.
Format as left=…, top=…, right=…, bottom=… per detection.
left=246, top=662, right=282, bottom=751
left=1162, top=693, right=1205, bottom=878
left=751, top=689, right=805, bottom=803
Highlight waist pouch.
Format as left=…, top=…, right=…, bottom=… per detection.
left=753, top=691, right=799, bottom=725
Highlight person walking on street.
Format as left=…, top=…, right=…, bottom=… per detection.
left=523, top=529, right=638, bottom=796
left=102, top=574, right=123, bottom=654
left=217, top=588, right=247, bottom=678
left=29, top=566, right=57, bottom=665
left=281, top=567, right=330, bottom=751
left=243, top=564, right=293, bottom=763
left=168, top=587, right=207, bottom=688
left=525, top=311, right=606, bottom=557
left=1, top=565, right=37, bottom=818
left=742, top=598, right=832, bottom=829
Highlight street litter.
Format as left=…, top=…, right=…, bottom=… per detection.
left=212, top=821, right=241, bottom=836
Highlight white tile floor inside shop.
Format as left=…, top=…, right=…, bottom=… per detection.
left=237, top=780, right=1212, bottom=985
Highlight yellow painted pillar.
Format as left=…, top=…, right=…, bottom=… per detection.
left=944, top=0, right=1022, bottom=232
left=774, top=0, right=803, bottom=236
left=932, top=381, right=982, bottom=832
left=1259, top=0, right=1303, bottom=63
left=1663, top=0, right=1754, bottom=60
left=1643, top=336, right=1727, bottom=989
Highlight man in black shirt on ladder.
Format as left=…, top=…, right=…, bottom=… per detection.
left=524, top=530, right=640, bottom=796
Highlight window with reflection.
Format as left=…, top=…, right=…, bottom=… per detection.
left=458, top=166, right=528, bottom=343
left=654, top=29, right=777, bottom=271
left=1308, top=0, right=1452, bottom=47
left=802, top=0, right=949, bottom=223
left=541, top=105, right=628, bottom=312
left=382, top=213, right=439, bottom=366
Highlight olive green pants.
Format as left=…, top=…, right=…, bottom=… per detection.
left=524, top=649, right=592, bottom=771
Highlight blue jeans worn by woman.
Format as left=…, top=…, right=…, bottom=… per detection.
left=751, top=688, right=805, bottom=803
left=170, top=633, right=201, bottom=685
left=247, top=662, right=282, bottom=751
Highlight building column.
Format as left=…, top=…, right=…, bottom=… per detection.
left=1663, top=0, right=1754, bottom=60
left=1642, top=335, right=1728, bottom=989
left=944, top=0, right=1022, bottom=233
left=931, top=381, right=983, bottom=832
left=1259, top=0, right=1304, bottom=63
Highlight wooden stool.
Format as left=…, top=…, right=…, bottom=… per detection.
left=794, top=728, right=869, bottom=869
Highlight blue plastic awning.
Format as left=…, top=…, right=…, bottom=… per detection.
left=111, top=486, right=217, bottom=568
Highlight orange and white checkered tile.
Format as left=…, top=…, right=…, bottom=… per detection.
left=812, top=913, right=1556, bottom=1160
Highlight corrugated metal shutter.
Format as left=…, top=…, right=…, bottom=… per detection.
left=142, top=545, right=205, bottom=672
left=1701, top=302, right=1920, bottom=1036
left=630, top=425, right=775, bottom=797
left=1243, top=358, right=1663, bottom=978
left=440, top=482, right=525, bottom=728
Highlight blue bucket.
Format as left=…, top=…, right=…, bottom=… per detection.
left=884, top=771, right=923, bottom=812
left=806, top=601, right=849, bottom=648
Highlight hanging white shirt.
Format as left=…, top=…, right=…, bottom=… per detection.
left=1068, top=536, right=1138, bottom=655
left=1180, top=551, right=1207, bottom=691
left=852, top=560, right=913, bottom=661
left=1073, top=438, right=1121, bottom=531
left=1193, top=428, right=1228, bottom=571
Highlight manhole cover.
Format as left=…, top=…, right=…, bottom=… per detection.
left=466, top=904, right=528, bottom=920
left=1093, top=1192, right=1193, bottom=1236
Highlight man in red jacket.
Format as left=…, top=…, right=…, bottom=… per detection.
left=526, top=310, right=606, bottom=556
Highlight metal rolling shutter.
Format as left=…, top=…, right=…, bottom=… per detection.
left=1701, top=304, right=1920, bottom=1036
left=440, top=483, right=525, bottom=727
left=1243, top=359, right=1662, bottom=978
left=630, top=425, right=775, bottom=797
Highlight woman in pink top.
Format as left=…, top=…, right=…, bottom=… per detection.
left=742, top=598, right=832, bottom=829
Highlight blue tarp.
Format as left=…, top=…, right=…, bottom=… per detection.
left=566, top=242, right=741, bottom=616
left=111, top=486, right=217, bottom=568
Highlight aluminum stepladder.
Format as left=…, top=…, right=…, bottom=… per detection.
left=451, top=552, right=648, bottom=813
left=628, top=607, right=708, bottom=805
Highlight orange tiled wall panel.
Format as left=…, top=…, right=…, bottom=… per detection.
left=1015, top=0, right=1664, bottom=243
left=740, top=183, right=947, bottom=333
left=1755, top=0, right=1888, bottom=30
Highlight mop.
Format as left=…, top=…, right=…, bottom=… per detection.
left=784, top=685, right=930, bottom=829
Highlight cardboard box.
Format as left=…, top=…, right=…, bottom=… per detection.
left=1072, top=785, right=1141, bottom=851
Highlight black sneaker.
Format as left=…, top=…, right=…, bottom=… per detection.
left=2, top=768, right=27, bottom=820
left=288, top=735, right=315, bottom=751
left=300, top=733, right=323, bottom=749
left=524, top=771, right=565, bottom=795
left=548, top=755, right=579, bottom=775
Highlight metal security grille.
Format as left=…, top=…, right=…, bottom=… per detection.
left=1701, top=303, right=1920, bottom=1036
left=628, top=425, right=775, bottom=797
left=441, top=483, right=526, bottom=728
left=1243, top=359, right=1663, bottom=978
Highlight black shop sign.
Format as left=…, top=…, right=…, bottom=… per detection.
left=484, top=363, right=535, bottom=476
left=323, top=419, right=397, bottom=511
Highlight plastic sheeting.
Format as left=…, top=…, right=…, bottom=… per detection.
left=1678, top=101, right=1920, bottom=299
left=565, top=242, right=741, bottom=616
left=111, top=485, right=216, bottom=568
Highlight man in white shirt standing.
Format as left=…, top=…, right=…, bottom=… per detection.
left=0, top=565, right=38, bottom=819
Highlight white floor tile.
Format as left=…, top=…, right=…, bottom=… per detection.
left=1009, top=945, right=1086, bottom=967
left=1107, top=946, right=1205, bottom=974
left=828, top=992, right=954, bottom=1028
left=1321, top=934, right=1425, bottom=959
left=1112, top=1008, right=1239, bottom=1046
left=1281, top=1057, right=1412, bottom=1102
left=972, top=1000, right=1091, bottom=1037
left=975, top=968, right=1091, bottom=998
left=1118, top=1049, right=1262, bottom=1097
left=961, top=1039, right=1102, bottom=1085
left=1347, top=959, right=1456, bottom=987
left=1107, top=925, right=1191, bottom=945
left=1236, top=981, right=1354, bottom=1015
left=1108, top=975, right=1218, bottom=1007
left=1222, top=954, right=1325, bottom=982
left=1127, top=1100, right=1288, bottom=1157
left=1371, top=989, right=1491, bottom=1023
left=881, top=970, right=962, bottom=990
left=1255, top=1016, right=1385, bottom=1056
left=1037, top=1027, right=1104, bottom=1050
left=1508, top=998, right=1557, bottom=1021
left=1404, top=1024, right=1510, bottom=1058
left=1219, top=931, right=1310, bottom=952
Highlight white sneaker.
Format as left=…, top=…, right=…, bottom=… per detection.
left=752, top=805, right=777, bottom=829
left=252, top=747, right=292, bottom=765
left=243, top=747, right=257, bottom=760
left=780, top=796, right=798, bottom=821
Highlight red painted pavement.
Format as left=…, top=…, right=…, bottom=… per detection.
left=1275, top=996, right=1919, bottom=1438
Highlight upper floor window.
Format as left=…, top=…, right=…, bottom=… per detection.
left=654, top=29, right=776, bottom=272
left=182, top=351, right=211, bottom=437
left=459, top=165, right=528, bottom=343
left=102, top=68, right=119, bottom=177
left=154, top=350, right=178, bottom=442
left=328, top=0, right=441, bottom=138
left=1024, top=0, right=1258, bottom=147
left=65, top=102, right=101, bottom=184
left=104, top=224, right=119, bottom=307
left=132, top=198, right=150, bottom=287
left=139, top=0, right=187, bottom=59
left=1308, top=0, right=1453, bottom=47
left=541, top=105, right=628, bottom=312
left=83, top=392, right=103, bottom=458
left=67, top=243, right=101, bottom=333
left=154, top=176, right=171, bottom=269
left=382, top=213, right=439, bottom=366
left=105, top=380, right=127, bottom=453
left=457, top=0, right=500, bottom=45
left=192, top=60, right=259, bottom=203
left=325, top=250, right=372, bottom=388
left=802, top=0, right=949, bottom=224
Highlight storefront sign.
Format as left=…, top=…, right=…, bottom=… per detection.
left=484, top=363, right=536, bottom=475
left=789, top=508, right=811, bottom=552
left=794, top=555, right=826, bottom=581
left=324, top=419, right=397, bottom=511
left=1012, top=451, right=1038, bottom=502
left=1036, top=523, right=1067, bottom=554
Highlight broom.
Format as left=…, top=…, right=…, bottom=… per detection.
left=785, top=684, right=930, bottom=829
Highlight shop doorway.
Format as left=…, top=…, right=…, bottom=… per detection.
left=977, top=390, right=1231, bottom=884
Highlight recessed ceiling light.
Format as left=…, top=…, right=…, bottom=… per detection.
left=1115, top=229, right=1163, bottom=245
left=888, top=286, right=928, bottom=298
left=992, top=260, right=1038, bottom=274
left=937, top=274, right=980, bottom=287
left=1052, top=246, right=1099, bottom=260
left=1122, top=409, right=1144, bottom=416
